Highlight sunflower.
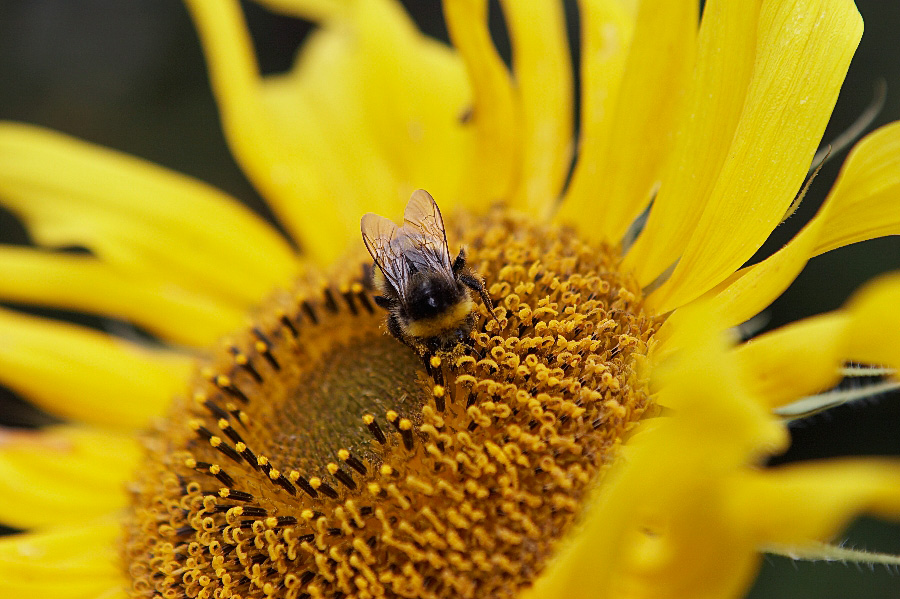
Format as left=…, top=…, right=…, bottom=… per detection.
left=1, top=1, right=900, bottom=598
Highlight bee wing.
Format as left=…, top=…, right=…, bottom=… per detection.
left=361, top=212, right=410, bottom=297
left=401, top=189, right=454, bottom=276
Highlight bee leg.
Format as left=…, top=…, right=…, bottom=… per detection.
left=373, top=295, right=393, bottom=311
left=459, top=273, right=498, bottom=324
left=452, top=247, right=467, bottom=274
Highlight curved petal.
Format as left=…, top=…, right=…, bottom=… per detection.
left=735, top=273, right=900, bottom=409
left=0, top=308, right=192, bottom=430
left=188, top=0, right=472, bottom=262
left=0, top=517, right=124, bottom=599
left=0, top=124, right=299, bottom=309
left=559, top=0, right=697, bottom=243
left=444, top=0, right=519, bottom=206
left=0, top=247, right=245, bottom=348
left=813, top=120, right=900, bottom=255
left=733, top=313, right=848, bottom=408
left=0, top=427, right=139, bottom=529
left=500, top=0, right=573, bottom=215
left=623, top=0, right=761, bottom=285
left=680, top=121, right=900, bottom=330
left=732, top=460, right=900, bottom=545
left=648, top=0, right=863, bottom=314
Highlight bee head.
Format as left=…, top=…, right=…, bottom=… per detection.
left=405, top=274, right=463, bottom=321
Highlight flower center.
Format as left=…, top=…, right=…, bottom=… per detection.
left=123, top=207, right=658, bottom=599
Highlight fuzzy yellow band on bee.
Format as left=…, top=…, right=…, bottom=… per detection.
left=405, top=298, right=475, bottom=338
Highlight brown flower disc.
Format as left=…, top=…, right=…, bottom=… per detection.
left=123, top=207, right=658, bottom=599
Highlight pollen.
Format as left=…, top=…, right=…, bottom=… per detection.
left=122, top=207, right=659, bottom=599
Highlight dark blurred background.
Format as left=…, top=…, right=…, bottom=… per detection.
left=0, top=1, right=897, bottom=597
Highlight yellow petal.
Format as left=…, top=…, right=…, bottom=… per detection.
left=732, top=460, right=900, bottom=545
left=0, top=308, right=192, bottom=430
left=0, top=427, right=139, bottom=529
left=444, top=0, right=520, bottom=206
left=189, top=0, right=471, bottom=262
left=0, top=124, right=299, bottom=308
left=270, top=0, right=471, bottom=213
left=623, top=0, right=761, bottom=285
left=186, top=0, right=339, bottom=261
left=680, top=121, right=900, bottom=330
left=0, top=247, right=244, bottom=348
left=559, top=0, right=697, bottom=243
left=735, top=273, right=900, bottom=409
left=500, top=0, right=573, bottom=215
left=734, top=313, right=848, bottom=408
left=252, top=0, right=350, bottom=20
left=814, top=120, right=900, bottom=255
left=0, top=517, right=124, bottom=599
left=842, top=273, right=900, bottom=368
left=559, top=0, right=635, bottom=228
left=648, top=0, right=863, bottom=313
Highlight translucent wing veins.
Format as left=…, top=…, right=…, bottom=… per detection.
left=361, top=190, right=458, bottom=307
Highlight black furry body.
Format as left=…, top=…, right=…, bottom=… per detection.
left=371, top=247, right=492, bottom=352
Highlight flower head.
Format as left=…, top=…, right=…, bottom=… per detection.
left=0, top=1, right=899, bottom=599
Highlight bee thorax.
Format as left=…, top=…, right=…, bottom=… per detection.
left=403, top=297, right=475, bottom=340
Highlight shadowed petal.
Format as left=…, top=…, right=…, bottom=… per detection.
left=560, top=0, right=696, bottom=243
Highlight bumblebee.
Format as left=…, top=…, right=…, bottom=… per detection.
left=361, top=189, right=494, bottom=352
